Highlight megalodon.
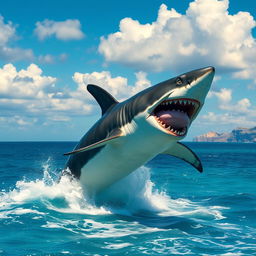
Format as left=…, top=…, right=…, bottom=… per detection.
left=64, top=66, right=215, bottom=195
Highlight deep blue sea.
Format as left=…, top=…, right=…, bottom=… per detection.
left=0, top=142, right=255, bottom=256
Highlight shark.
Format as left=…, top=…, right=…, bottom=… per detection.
left=64, top=66, right=215, bottom=195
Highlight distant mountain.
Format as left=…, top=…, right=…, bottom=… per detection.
left=193, top=127, right=256, bottom=143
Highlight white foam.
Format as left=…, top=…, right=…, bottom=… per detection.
left=0, top=161, right=225, bottom=222
left=83, top=219, right=162, bottom=238
left=103, top=242, right=133, bottom=249
left=0, top=164, right=110, bottom=217
left=94, top=166, right=169, bottom=213
left=92, top=166, right=225, bottom=221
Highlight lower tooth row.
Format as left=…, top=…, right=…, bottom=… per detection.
left=169, top=127, right=186, bottom=135
left=157, top=119, right=186, bottom=135
left=167, top=126, right=185, bottom=135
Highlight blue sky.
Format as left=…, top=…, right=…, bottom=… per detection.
left=0, top=0, right=256, bottom=141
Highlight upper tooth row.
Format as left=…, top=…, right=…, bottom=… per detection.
left=161, top=100, right=196, bottom=106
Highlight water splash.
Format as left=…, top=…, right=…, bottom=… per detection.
left=0, top=161, right=224, bottom=221
left=0, top=163, right=109, bottom=216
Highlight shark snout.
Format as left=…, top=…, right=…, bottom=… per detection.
left=196, top=66, right=215, bottom=76
left=185, top=66, right=215, bottom=82
left=187, top=66, right=215, bottom=103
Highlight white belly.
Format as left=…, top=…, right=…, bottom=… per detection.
left=80, top=130, right=174, bottom=193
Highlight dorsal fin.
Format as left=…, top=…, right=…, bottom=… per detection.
left=87, top=84, right=119, bottom=115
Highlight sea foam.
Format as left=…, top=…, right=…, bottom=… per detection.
left=0, top=159, right=224, bottom=221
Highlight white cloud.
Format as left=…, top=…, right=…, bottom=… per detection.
left=208, top=87, right=254, bottom=114
left=201, top=111, right=256, bottom=128
left=38, top=54, right=55, bottom=64
left=134, top=71, right=151, bottom=92
left=35, top=19, right=85, bottom=41
left=0, top=47, right=34, bottom=62
left=0, top=63, right=92, bottom=126
left=0, top=63, right=56, bottom=98
left=0, top=64, right=151, bottom=127
left=99, top=0, right=256, bottom=79
left=0, top=115, right=37, bottom=128
left=0, top=16, right=34, bottom=61
left=0, top=16, right=16, bottom=45
left=237, top=98, right=251, bottom=112
left=200, top=87, right=256, bottom=129
left=38, top=53, right=68, bottom=64
left=208, top=88, right=232, bottom=104
left=0, top=16, right=71, bottom=63
left=72, top=70, right=151, bottom=101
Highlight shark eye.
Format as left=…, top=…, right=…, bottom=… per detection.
left=176, top=77, right=183, bottom=86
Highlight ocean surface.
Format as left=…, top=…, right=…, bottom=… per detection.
left=0, top=142, right=255, bottom=256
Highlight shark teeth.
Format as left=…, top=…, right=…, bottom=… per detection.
left=160, top=99, right=199, bottom=108
left=155, top=117, right=187, bottom=136
left=157, top=98, right=200, bottom=119
left=153, top=98, right=200, bottom=137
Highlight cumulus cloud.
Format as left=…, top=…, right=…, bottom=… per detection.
left=0, top=16, right=34, bottom=61
left=0, top=63, right=56, bottom=99
left=208, top=88, right=232, bottom=104
left=1, top=63, right=254, bottom=132
left=0, top=63, right=92, bottom=128
left=200, top=86, right=256, bottom=129
left=201, top=111, right=256, bottom=128
left=208, top=87, right=254, bottom=114
left=134, top=71, right=151, bottom=92
left=237, top=98, right=251, bottom=112
left=0, top=16, right=16, bottom=45
left=99, top=0, right=256, bottom=79
left=0, top=15, right=70, bottom=63
left=0, top=64, right=151, bottom=127
left=35, top=19, right=85, bottom=41
left=72, top=70, right=151, bottom=101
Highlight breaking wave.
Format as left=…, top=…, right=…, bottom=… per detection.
left=0, top=159, right=225, bottom=221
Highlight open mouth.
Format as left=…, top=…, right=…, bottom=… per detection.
left=152, top=98, right=200, bottom=137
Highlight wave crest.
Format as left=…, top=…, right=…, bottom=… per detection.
left=0, top=160, right=225, bottom=221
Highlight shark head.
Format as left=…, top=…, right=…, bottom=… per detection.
left=133, top=66, right=215, bottom=139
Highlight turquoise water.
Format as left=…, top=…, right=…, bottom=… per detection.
left=0, top=142, right=255, bottom=255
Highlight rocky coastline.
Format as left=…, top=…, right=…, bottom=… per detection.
left=193, top=127, right=256, bottom=143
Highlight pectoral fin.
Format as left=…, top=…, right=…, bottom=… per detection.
left=162, top=142, right=203, bottom=173
left=64, top=129, right=122, bottom=156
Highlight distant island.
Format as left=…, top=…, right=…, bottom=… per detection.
left=193, top=127, right=256, bottom=143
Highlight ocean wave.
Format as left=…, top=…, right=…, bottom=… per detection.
left=1, top=159, right=255, bottom=255
left=0, top=160, right=225, bottom=222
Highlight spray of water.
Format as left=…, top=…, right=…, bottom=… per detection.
left=0, top=160, right=225, bottom=220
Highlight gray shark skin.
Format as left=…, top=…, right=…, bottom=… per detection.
left=64, top=66, right=215, bottom=194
